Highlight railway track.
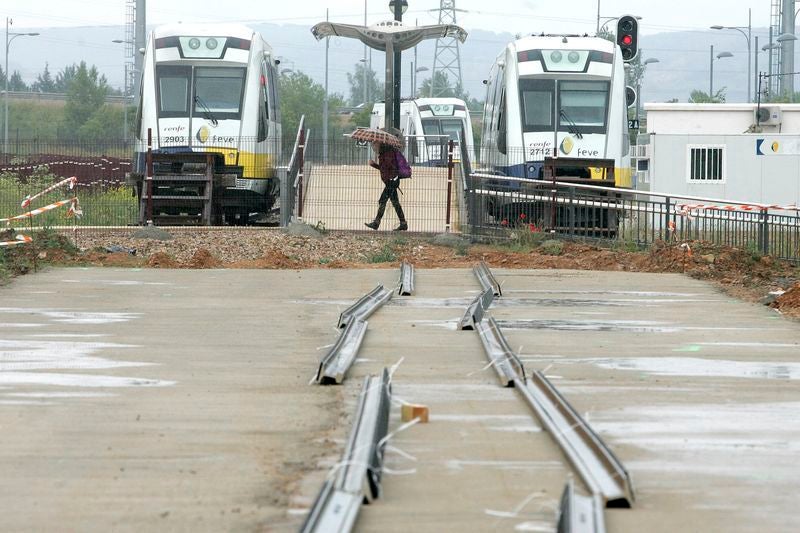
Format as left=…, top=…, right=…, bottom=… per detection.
left=304, top=261, right=633, bottom=531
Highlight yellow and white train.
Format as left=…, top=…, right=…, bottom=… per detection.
left=133, top=23, right=282, bottom=224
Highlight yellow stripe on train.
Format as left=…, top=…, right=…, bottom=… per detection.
left=589, top=166, right=633, bottom=188
left=196, top=147, right=276, bottom=179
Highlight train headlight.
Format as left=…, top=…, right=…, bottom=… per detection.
left=568, top=51, right=580, bottom=63
left=206, top=38, right=218, bottom=50
left=188, top=37, right=201, bottom=50
left=550, top=51, right=563, bottom=62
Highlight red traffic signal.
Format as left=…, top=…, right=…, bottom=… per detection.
left=617, top=15, right=639, bottom=61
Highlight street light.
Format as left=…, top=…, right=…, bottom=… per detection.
left=413, top=65, right=428, bottom=97
left=4, top=18, right=39, bottom=154
left=711, top=8, right=752, bottom=102
left=112, top=39, right=134, bottom=142
left=710, top=46, right=733, bottom=99
left=634, top=57, right=659, bottom=129
left=388, top=0, right=408, bottom=15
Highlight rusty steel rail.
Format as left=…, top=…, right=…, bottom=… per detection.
left=475, top=315, right=527, bottom=387
left=301, top=369, right=392, bottom=533
left=458, top=287, right=494, bottom=330
left=398, top=261, right=415, bottom=296
left=515, top=371, right=634, bottom=508
left=557, top=479, right=606, bottom=533
left=338, top=285, right=393, bottom=328
left=473, top=261, right=502, bottom=297
left=316, top=319, right=368, bottom=385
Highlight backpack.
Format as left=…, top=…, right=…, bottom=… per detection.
left=395, top=150, right=412, bottom=179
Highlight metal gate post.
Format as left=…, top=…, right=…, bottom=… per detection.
left=445, top=139, right=454, bottom=232
left=145, top=127, right=153, bottom=226
left=663, top=196, right=671, bottom=242
left=760, top=208, right=770, bottom=255
left=568, top=187, right=576, bottom=235
left=298, top=128, right=306, bottom=219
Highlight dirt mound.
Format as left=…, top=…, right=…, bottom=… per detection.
left=773, top=283, right=800, bottom=314
left=186, top=249, right=222, bottom=269
left=228, top=251, right=307, bottom=269
left=147, top=252, right=179, bottom=268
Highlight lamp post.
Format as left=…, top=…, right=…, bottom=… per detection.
left=711, top=8, right=752, bottom=102
left=710, top=46, right=733, bottom=99
left=389, top=0, right=408, bottom=129
left=637, top=57, right=659, bottom=128
left=413, top=65, right=428, bottom=97
left=112, top=39, right=132, bottom=142
left=4, top=18, right=39, bottom=154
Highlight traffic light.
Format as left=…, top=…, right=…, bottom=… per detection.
left=617, top=15, right=638, bottom=61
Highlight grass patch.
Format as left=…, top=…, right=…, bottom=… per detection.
left=367, top=244, right=397, bottom=263
left=539, top=239, right=565, bottom=256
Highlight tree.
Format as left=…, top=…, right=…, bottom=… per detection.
left=278, top=70, right=347, bottom=141
left=8, top=71, right=27, bottom=91
left=54, top=64, right=79, bottom=92
left=689, top=88, right=726, bottom=103
left=346, top=62, right=384, bottom=107
left=64, top=61, right=109, bottom=132
left=418, top=71, right=456, bottom=98
left=32, top=63, right=56, bottom=92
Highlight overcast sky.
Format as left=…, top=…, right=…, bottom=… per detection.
left=5, top=0, right=776, bottom=35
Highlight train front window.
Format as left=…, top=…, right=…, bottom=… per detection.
left=519, top=79, right=554, bottom=132
left=440, top=120, right=465, bottom=142
left=558, top=81, right=609, bottom=132
left=157, top=66, right=191, bottom=117
left=193, top=67, right=246, bottom=119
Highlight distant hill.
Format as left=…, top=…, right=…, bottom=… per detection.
left=8, top=23, right=789, bottom=106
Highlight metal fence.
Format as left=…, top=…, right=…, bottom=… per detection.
left=3, top=135, right=800, bottom=263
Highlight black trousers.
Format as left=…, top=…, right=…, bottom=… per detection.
left=374, top=178, right=406, bottom=223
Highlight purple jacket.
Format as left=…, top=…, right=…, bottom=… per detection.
left=369, top=149, right=398, bottom=184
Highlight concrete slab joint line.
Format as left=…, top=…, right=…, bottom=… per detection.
left=475, top=315, right=527, bottom=387
left=459, top=287, right=494, bottom=330
left=301, top=369, right=392, bottom=533
left=397, top=261, right=415, bottom=296
left=474, top=261, right=502, bottom=297
left=338, top=284, right=393, bottom=328
left=516, top=371, right=635, bottom=508
left=316, top=319, right=369, bottom=385
left=557, top=479, right=606, bottom=533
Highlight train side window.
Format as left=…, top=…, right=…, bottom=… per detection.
left=268, top=63, right=279, bottom=122
left=257, top=62, right=269, bottom=141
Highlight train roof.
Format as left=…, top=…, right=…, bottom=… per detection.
left=415, top=97, right=468, bottom=107
left=511, top=35, right=615, bottom=54
left=153, top=23, right=257, bottom=40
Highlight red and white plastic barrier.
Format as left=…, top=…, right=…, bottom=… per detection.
left=1, top=198, right=81, bottom=224
left=0, top=235, right=32, bottom=247
left=678, top=202, right=800, bottom=215
left=21, top=176, right=77, bottom=208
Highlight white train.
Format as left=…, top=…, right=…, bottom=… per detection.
left=370, top=97, right=476, bottom=165
left=479, top=35, right=632, bottom=187
left=132, top=23, right=282, bottom=223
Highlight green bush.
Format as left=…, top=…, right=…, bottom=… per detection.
left=539, top=239, right=565, bottom=256
left=367, top=244, right=396, bottom=263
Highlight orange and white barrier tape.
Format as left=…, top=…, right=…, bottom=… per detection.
left=678, top=202, right=800, bottom=216
left=1, top=197, right=81, bottom=224
left=21, top=177, right=77, bottom=208
left=0, top=235, right=32, bottom=247
left=680, top=242, right=693, bottom=258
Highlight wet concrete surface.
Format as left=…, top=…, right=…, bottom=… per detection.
left=0, top=267, right=798, bottom=531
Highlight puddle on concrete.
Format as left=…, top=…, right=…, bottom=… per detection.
left=573, top=357, right=800, bottom=380
left=432, top=414, right=532, bottom=423
left=394, top=383, right=513, bottom=402
left=497, top=319, right=776, bottom=333
left=4, top=392, right=116, bottom=398
left=514, top=522, right=556, bottom=532
left=0, top=372, right=174, bottom=388
left=0, top=308, right=141, bottom=325
left=413, top=319, right=460, bottom=331
left=592, top=402, right=800, bottom=482
left=504, top=289, right=706, bottom=297
left=445, top=459, right=563, bottom=472
left=0, top=324, right=46, bottom=329
left=0, top=339, right=146, bottom=372
left=697, top=342, right=799, bottom=348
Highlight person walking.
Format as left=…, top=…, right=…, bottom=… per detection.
left=365, top=139, right=408, bottom=231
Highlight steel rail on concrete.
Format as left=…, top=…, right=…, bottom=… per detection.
left=473, top=261, right=502, bottom=297
left=458, top=287, right=494, bottom=330
left=316, top=319, right=368, bottom=385
left=471, top=313, right=634, bottom=508
left=515, top=371, right=635, bottom=508
left=301, top=369, right=392, bottom=533
left=475, top=316, right=526, bottom=387
left=338, top=285, right=393, bottom=328
left=557, top=479, right=606, bottom=533
left=397, top=261, right=415, bottom=296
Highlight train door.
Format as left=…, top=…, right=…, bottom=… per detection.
left=155, top=65, right=193, bottom=147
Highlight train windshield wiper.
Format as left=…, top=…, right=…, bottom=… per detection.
left=559, top=109, right=583, bottom=139
left=194, top=95, right=219, bottom=127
